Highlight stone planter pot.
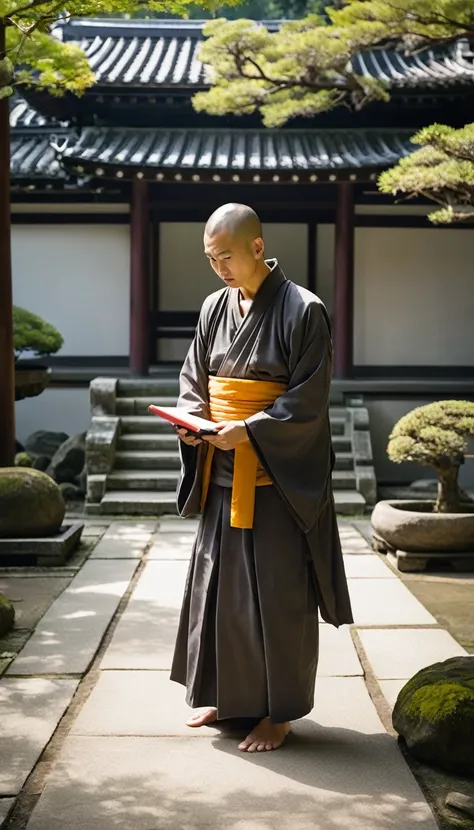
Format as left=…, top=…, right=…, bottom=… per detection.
left=15, top=365, right=51, bottom=402
left=371, top=499, right=474, bottom=553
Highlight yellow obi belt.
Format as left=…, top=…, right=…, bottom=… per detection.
left=201, top=376, right=286, bottom=529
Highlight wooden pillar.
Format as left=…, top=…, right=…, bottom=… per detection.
left=333, top=182, right=354, bottom=378
left=0, top=22, right=15, bottom=466
left=129, top=179, right=150, bottom=376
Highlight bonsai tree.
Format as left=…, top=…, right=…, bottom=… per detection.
left=388, top=401, right=474, bottom=513
left=13, top=306, right=63, bottom=362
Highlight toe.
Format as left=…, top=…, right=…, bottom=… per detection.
left=265, top=742, right=273, bottom=751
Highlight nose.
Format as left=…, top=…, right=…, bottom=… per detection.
left=217, top=263, right=229, bottom=278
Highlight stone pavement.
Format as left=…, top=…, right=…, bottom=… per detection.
left=0, top=518, right=470, bottom=830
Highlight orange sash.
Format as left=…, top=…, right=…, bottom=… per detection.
left=200, top=377, right=286, bottom=529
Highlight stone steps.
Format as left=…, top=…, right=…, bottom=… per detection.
left=100, top=490, right=178, bottom=516
left=120, top=416, right=177, bottom=434
left=98, top=488, right=365, bottom=516
left=86, top=378, right=375, bottom=517
left=106, top=467, right=355, bottom=492
left=117, top=433, right=178, bottom=451
left=115, top=450, right=181, bottom=470
left=107, top=470, right=180, bottom=491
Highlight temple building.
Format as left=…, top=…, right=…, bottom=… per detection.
left=10, top=18, right=474, bottom=511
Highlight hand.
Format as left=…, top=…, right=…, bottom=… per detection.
left=203, top=421, right=249, bottom=451
left=176, top=428, right=202, bottom=447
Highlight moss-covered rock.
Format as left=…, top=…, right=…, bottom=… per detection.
left=14, top=452, right=33, bottom=468
left=0, top=594, right=15, bottom=637
left=393, top=657, right=474, bottom=776
left=0, top=468, right=65, bottom=539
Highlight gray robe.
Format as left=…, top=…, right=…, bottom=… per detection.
left=170, top=260, right=353, bottom=722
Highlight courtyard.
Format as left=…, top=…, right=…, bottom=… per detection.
left=0, top=514, right=472, bottom=830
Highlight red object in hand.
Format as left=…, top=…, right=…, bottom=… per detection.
left=148, top=405, right=217, bottom=436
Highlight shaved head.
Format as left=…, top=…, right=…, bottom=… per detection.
left=205, top=203, right=262, bottom=243
left=203, top=203, right=269, bottom=294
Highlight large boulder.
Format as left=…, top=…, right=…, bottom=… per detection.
left=393, top=657, right=474, bottom=776
left=0, top=594, right=15, bottom=636
left=0, top=468, right=65, bottom=538
left=46, top=432, right=86, bottom=484
left=25, top=430, right=69, bottom=459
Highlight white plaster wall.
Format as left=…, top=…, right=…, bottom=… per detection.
left=354, top=227, right=474, bottom=366
left=316, top=224, right=335, bottom=314
left=15, top=387, right=91, bottom=445
left=158, top=222, right=308, bottom=311
left=366, top=397, right=474, bottom=488
left=11, top=224, right=130, bottom=356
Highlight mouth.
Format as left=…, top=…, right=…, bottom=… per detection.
left=222, top=277, right=234, bottom=283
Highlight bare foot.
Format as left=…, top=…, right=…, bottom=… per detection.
left=186, top=707, right=218, bottom=728
left=238, top=718, right=291, bottom=752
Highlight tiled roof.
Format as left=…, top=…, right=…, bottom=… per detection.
left=58, top=19, right=474, bottom=89
left=11, top=135, right=64, bottom=178
left=59, top=126, right=413, bottom=180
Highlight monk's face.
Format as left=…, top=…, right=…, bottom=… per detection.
left=204, top=229, right=264, bottom=288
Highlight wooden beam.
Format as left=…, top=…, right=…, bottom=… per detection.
left=0, top=22, right=15, bottom=466
left=129, top=179, right=150, bottom=376
left=333, top=183, right=355, bottom=379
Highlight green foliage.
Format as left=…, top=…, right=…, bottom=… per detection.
left=14, top=451, right=33, bottom=466
left=193, top=0, right=474, bottom=125
left=195, top=0, right=474, bottom=218
left=194, top=16, right=389, bottom=127
left=388, top=401, right=474, bottom=468
left=388, top=401, right=474, bottom=511
left=379, top=123, right=474, bottom=223
left=12, top=306, right=64, bottom=359
left=148, top=0, right=331, bottom=20
left=0, top=0, right=241, bottom=97
left=330, top=0, right=474, bottom=51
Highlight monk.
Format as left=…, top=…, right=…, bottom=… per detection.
left=170, top=203, right=353, bottom=753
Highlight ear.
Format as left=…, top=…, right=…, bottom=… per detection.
left=253, top=237, right=264, bottom=259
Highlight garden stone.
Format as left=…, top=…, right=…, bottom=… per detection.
left=14, top=452, right=33, bottom=467
left=0, top=468, right=65, bottom=538
left=59, top=482, right=83, bottom=501
left=33, top=455, right=51, bottom=472
left=393, top=656, right=474, bottom=776
left=47, top=433, right=86, bottom=484
left=25, top=430, right=69, bottom=459
left=0, top=594, right=15, bottom=636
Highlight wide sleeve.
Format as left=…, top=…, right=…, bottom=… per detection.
left=176, top=298, right=212, bottom=516
left=245, top=300, right=334, bottom=533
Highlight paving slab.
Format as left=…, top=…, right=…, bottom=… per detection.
left=0, top=799, right=15, bottom=825
left=358, top=628, right=468, bottom=680
left=378, top=679, right=408, bottom=709
left=342, top=556, right=395, bottom=579
left=101, top=522, right=157, bottom=542
left=341, top=538, right=373, bottom=554
left=158, top=517, right=200, bottom=533
left=7, top=561, right=138, bottom=676
left=348, top=579, right=437, bottom=626
left=25, top=729, right=436, bottom=830
left=73, top=672, right=372, bottom=739
left=0, top=576, right=72, bottom=630
left=101, top=561, right=188, bottom=670
left=89, top=539, right=148, bottom=560
left=147, top=533, right=194, bottom=560
left=0, top=677, right=78, bottom=795
left=318, top=625, right=363, bottom=677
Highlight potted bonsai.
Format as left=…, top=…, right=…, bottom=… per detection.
left=14, top=306, right=64, bottom=402
left=371, top=400, right=474, bottom=568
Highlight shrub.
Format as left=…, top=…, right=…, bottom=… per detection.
left=13, top=306, right=63, bottom=361
left=388, top=401, right=474, bottom=513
